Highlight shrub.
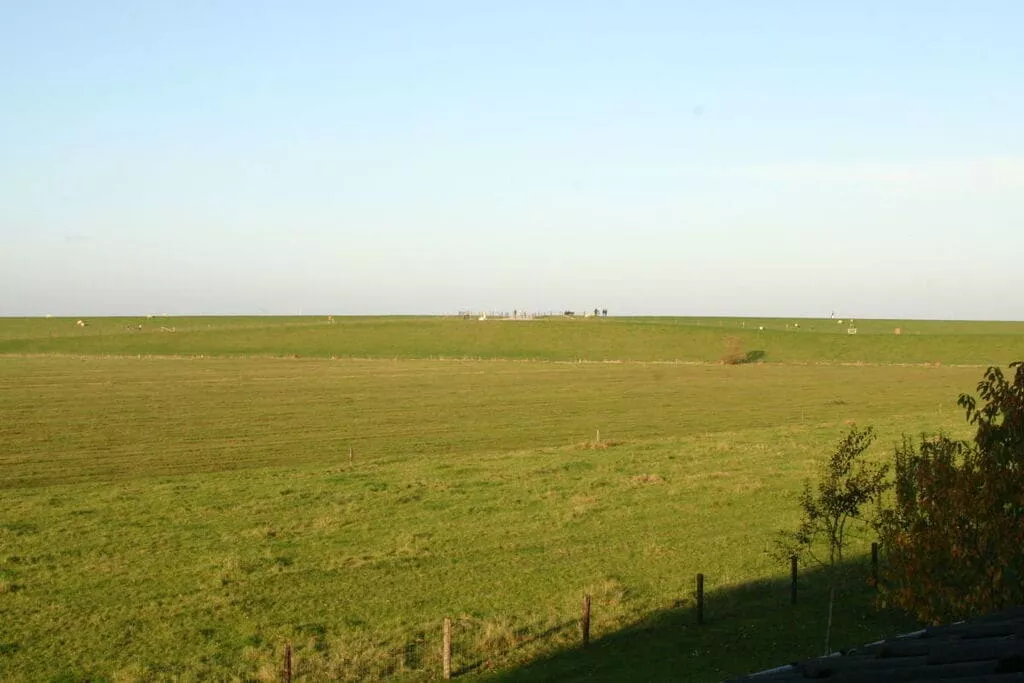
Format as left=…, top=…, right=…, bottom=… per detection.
left=720, top=336, right=766, bottom=365
left=720, top=336, right=746, bottom=364
left=776, top=426, right=889, bottom=653
left=876, top=362, right=1024, bottom=623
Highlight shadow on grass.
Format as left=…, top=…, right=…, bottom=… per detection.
left=720, top=350, right=766, bottom=365
left=484, top=557, right=919, bottom=682
left=453, top=620, right=579, bottom=677
left=744, top=350, right=766, bottom=363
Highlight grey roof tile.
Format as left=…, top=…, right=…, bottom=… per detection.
left=729, top=606, right=1024, bottom=682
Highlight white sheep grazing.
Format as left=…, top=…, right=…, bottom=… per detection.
left=76, top=320, right=86, bottom=328
left=758, top=325, right=764, bottom=331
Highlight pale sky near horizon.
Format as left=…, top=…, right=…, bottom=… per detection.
left=2, top=1, right=1023, bottom=319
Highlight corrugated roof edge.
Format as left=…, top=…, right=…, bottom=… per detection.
left=730, top=608, right=1024, bottom=682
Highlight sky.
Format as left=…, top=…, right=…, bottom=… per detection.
left=2, top=1, right=1023, bottom=319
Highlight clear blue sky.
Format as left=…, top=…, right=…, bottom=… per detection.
left=2, top=1, right=1022, bottom=318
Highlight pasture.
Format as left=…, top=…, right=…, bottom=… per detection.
left=1, top=316, right=1021, bottom=681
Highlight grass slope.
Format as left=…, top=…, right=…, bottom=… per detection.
left=2, top=315, right=1023, bottom=364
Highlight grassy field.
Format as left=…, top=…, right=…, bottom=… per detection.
left=0, top=316, right=1019, bottom=681
left=3, top=315, right=1024, bottom=364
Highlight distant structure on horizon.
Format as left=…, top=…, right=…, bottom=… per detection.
left=456, top=309, right=609, bottom=320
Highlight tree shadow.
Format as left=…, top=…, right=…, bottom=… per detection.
left=483, top=557, right=919, bottom=682
left=453, top=620, right=578, bottom=677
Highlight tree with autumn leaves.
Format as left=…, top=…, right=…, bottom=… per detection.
left=781, top=361, right=1024, bottom=633
left=875, top=361, right=1024, bottom=624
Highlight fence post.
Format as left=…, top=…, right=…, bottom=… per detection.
left=696, top=573, right=705, bottom=625
left=790, top=555, right=798, bottom=605
left=442, top=617, right=452, bottom=680
left=871, top=542, right=879, bottom=587
left=283, top=643, right=292, bottom=683
left=582, top=594, right=592, bottom=647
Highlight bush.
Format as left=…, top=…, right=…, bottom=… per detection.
left=721, top=336, right=746, bottom=364
left=720, top=337, right=766, bottom=365
left=776, top=426, right=889, bottom=653
left=876, top=362, right=1024, bottom=623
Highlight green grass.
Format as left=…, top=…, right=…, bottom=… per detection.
left=3, top=315, right=1023, bottom=364
left=0, top=316, right=1018, bottom=681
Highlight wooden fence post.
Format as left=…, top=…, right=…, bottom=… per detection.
left=790, top=556, right=798, bottom=605
left=442, top=617, right=452, bottom=680
left=871, top=542, right=879, bottom=587
left=283, top=643, right=292, bottom=683
left=696, top=573, right=705, bottom=625
left=582, top=594, right=591, bottom=647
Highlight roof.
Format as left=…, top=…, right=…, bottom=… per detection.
left=728, top=606, right=1024, bottom=682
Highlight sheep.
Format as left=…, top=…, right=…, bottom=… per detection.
left=76, top=320, right=87, bottom=328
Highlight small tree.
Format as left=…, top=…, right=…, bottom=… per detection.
left=876, top=362, right=1024, bottom=623
left=777, top=426, right=889, bottom=653
left=721, top=336, right=746, bottom=365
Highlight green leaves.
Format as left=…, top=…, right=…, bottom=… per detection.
left=781, top=426, right=890, bottom=568
left=777, top=426, right=890, bottom=655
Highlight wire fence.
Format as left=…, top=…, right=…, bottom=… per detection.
left=272, top=548, right=883, bottom=681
